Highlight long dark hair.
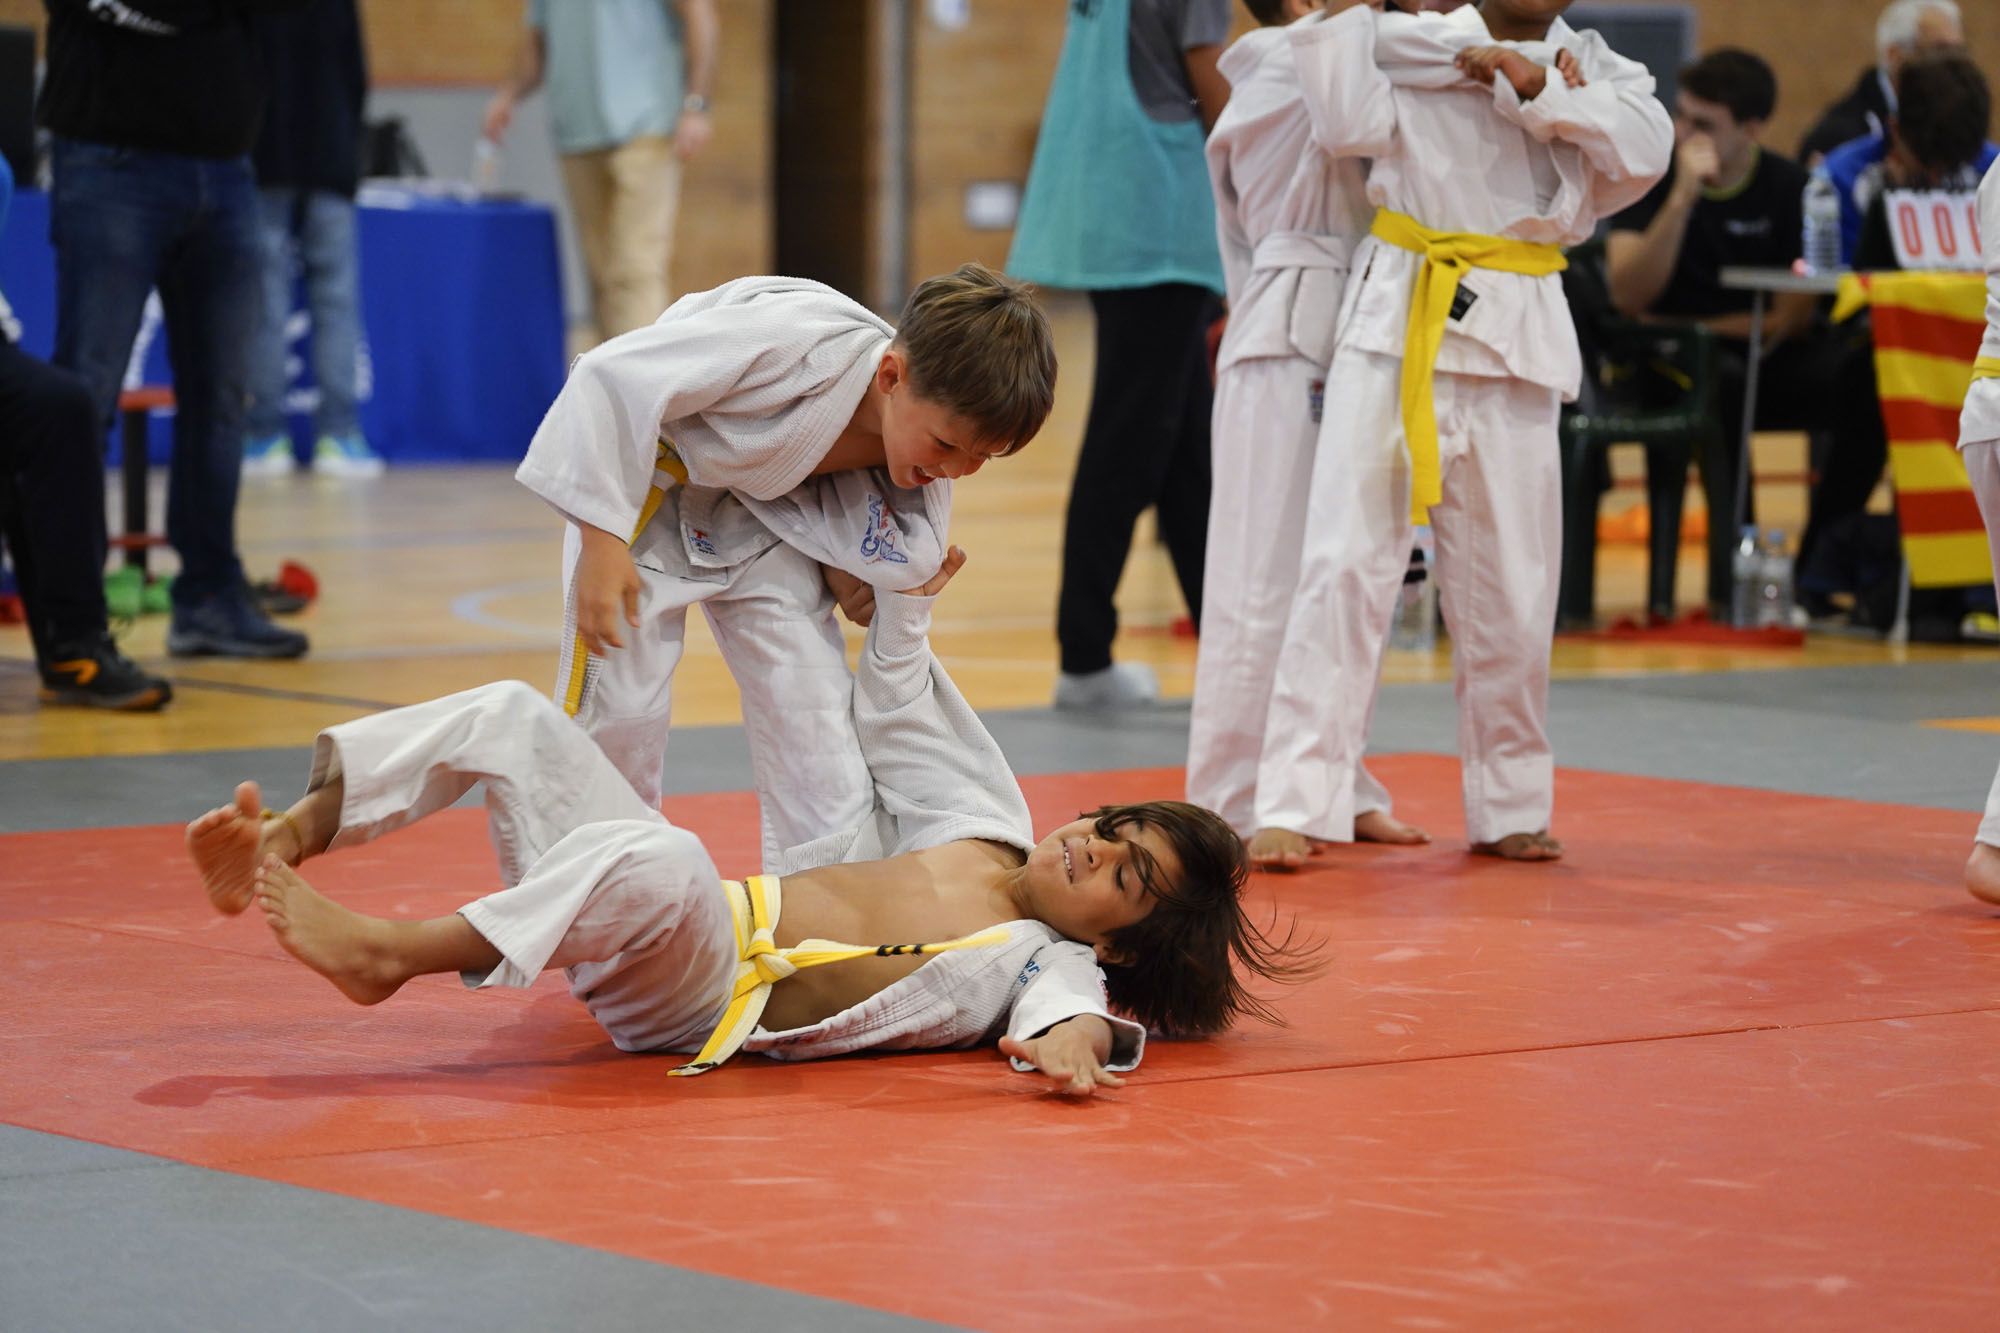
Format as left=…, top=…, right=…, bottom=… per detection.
left=1089, top=802, right=1324, bottom=1036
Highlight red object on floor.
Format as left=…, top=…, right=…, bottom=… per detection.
left=6, top=759, right=1999, bottom=1327
left=0, top=593, right=22, bottom=625
left=275, top=560, right=319, bottom=603
left=1564, top=606, right=1807, bottom=647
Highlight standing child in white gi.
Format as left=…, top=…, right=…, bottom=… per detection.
left=1188, top=0, right=1438, bottom=869
left=184, top=548, right=1316, bottom=1091
left=1959, top=156, right=2000, bottom=905
left=1255, top=0, right=1670, bottom=862
left=515, top=264, right=1056, bottom=867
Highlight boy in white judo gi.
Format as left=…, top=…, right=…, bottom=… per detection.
left=516, top=263, right=1057, bottom=867
left=1189, top=0, right=1458, bottom=869
left=1960, top=157, right=2000, bottom=906
left=1253, top=0, right=1670, bottom=863
left=186, top=547, right=1311, bottom=1093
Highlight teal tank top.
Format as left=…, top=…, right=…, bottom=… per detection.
left=1006, top=0, right=1226, bottom=294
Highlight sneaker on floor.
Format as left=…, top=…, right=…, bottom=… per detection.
left=242, top=433, right=298, bottom=477
left=1053, top=661, right=1160, bottom=710
left=312, top=432, right=385, bottom=478
left=168, top=585, right=310, bottom=659
left=39, top=634, right=173, bottom=711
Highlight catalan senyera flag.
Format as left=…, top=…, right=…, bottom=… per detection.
left=1835, top=272, right=1994, bottom=589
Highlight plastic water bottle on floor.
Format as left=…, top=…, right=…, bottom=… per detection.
left=1730, top=525, right=1761, bottom=628
left=1390, top=526, right=1438, bottom=653
left=1757, top=528, right=1794, bottom=628
left=1802, top=173, right=1843, bottom=276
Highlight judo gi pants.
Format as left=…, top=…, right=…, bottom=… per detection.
left=1965, top=442, right=2000, bottom=849
left=313, top=680, right=736, bottom=1053
left=558, top=524, right=873, bottom=869
left=1058, top=283, right=1218, bottom=675
left=1257, top=350, right=1562, bottom=845
left=1186, top=351, right=1391, bottom=837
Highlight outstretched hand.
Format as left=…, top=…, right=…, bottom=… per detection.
left=901, top=545, right=967, bottom=598
left=1000, top=1015, right=1126, bottom=1097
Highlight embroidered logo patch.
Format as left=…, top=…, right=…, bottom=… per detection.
left=860, top=493, right=910, bottom=565
left=1309, top=377, right=1326, bottom=425
left=1014, top=958, right=1043, bottom=988
left=687, top=527, right=718, bottom=558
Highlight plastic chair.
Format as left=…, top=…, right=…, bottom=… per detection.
left=1557, top=242, right=1719, bottom=627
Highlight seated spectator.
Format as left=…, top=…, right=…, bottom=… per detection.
left=1799, top=0, right=1964, bottom=167
left=0, top=153, right=172, bottom=711
left=1608, top=49, right=1868, bottom=614
left=1840, top=53, right=1997, bottom=269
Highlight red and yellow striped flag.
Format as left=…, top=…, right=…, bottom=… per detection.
left=1835, top=272, right=1993, bottom=589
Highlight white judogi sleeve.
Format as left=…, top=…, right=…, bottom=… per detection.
left=1960, top=158, right=2000, bottom=449
left=1005, top=947, right=1146, bottom=1072
left=1483, top=32, right=1675, bottom=219
left=768, top=587, right=1035, bottom=875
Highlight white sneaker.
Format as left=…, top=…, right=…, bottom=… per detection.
left=241, top=433, right=297, bottom=477
left=1053, top=661, right=1160, bottom=710
left=312, top=433, right=386, bottom=478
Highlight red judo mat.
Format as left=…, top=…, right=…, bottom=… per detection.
left=6, top=756, right=2000, bottom=1329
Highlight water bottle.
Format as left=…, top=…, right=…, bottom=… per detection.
left=1730, top=525, right=1761, bottom=628
left=1390, top=526, right=1438, bottom=653
left=471, top=137, right=502, bottom=193
left=1757, top=528, right=1794, bottom=628
left=1802, top=172, right=1843, bottom=275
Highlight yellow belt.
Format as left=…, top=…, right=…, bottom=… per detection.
left=1369, top=210, right=1568, bottom=522
left=1975, top=355, right=2000, bottom=382
left=671, top=874, right=1011, bottom=1076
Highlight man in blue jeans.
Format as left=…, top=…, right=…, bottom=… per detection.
left=37, top=0, right=310, bottom=659
left=242, top=0, right=380, bottom=479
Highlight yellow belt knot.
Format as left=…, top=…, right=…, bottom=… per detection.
left=744, top=929, right=796, bottom=985
left=1369, top=210, right=1568, bottom=523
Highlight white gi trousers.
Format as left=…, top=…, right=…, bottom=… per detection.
left=1256, top=350, right=1562, bottom=844
left=313, top=680, right=737, bottom=1054
left=557, top=517, right=874, bottom=868
left=1965, top=442, right=2000, bottom=848
left=1187, top=351, right=1391, bottom=836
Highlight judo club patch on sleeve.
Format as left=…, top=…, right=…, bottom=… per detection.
left=860, top=493, right=910, bottom=565
left=1309, top=378, right=1325, bottom=425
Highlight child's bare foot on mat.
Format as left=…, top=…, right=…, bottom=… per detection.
left=187, top=781, right=284, bottom=915
left=1968, top=843, right=2000, bottom=906
left=1356, top=810, right=1430, bottom=845
left=1472, top=831, right=1564, bottom=862
left=1248, top=827, right=1312, bottom=870
left=254, top=857, right=407, bottom=1005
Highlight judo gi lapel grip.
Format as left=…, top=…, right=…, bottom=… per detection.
left=671, top=874, right=1012, bottom=1076
left=1371, top=209, right=1568, bottom=523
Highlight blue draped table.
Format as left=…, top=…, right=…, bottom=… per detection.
left=0, top=185, right=566, bottom=463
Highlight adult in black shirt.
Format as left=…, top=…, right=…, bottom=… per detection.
left=37, top=0, right=312, bottom=658
left=1608, top=49, right=1873, bottom=614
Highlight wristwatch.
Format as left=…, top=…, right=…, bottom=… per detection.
left=682, top=93, right=710, bottom=114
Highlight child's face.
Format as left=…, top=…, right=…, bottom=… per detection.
left=1019, top=815, right=1176, bottom=963
left=874, top=350, right=1008, bottom=490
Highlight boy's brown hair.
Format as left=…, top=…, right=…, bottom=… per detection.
left=1089, top=801, right=1325, bottom=1037
left=894, top=262, right=1057, bottom=455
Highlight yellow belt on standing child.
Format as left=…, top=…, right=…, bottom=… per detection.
left=1369, top=210, right=1568, bottom=523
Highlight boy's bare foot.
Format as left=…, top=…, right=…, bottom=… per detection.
left=1968, top=842, right=2000, bottom=906
left=1472, top=830, right=1565, bottom=862
left=1355, top=810, right=1431, bottom=845
left=254, top=857, right=407, bottom=1005
left=1248, top=827, right=1312, bottom=871
left=188, top=780, right=277, bottom=915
